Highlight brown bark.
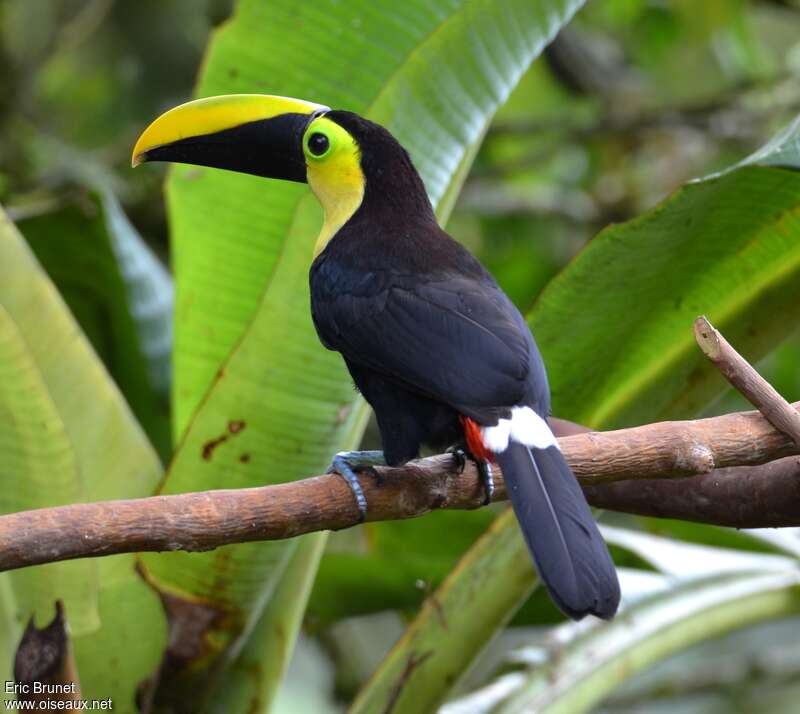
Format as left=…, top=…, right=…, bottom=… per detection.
left=584, top=456, right=800, bottom=528
left=695, top=316, right=800, bottom=447
left=0, top=403, right=798, bottom=573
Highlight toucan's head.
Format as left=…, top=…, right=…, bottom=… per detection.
left=133, top=94, right=433, bottom=253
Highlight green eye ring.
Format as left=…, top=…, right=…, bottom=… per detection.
left=304, top=127, right=334, bottom=159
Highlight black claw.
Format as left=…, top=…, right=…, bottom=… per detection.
left=477, top=460, right=494, bottom=506
left=446, top=446, right=467, bottom=474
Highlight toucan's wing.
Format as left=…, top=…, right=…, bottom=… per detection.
left=311, top=270, right=534, bottom=412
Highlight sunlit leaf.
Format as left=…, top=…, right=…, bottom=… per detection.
left=0, top=578, right=18, bottom=705
left=0, top=303, right=97, bottom=634
left=0, top=207, right=166, bottom=707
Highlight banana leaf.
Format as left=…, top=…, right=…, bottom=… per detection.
left=0, top=208, right=167, bottom=710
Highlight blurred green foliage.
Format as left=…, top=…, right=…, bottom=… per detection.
left=0, top=0, right=232, bottom=246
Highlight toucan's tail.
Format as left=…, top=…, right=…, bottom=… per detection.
left=495, top=442, right=620, bottom=620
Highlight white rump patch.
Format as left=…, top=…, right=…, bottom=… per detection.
left=481, top=406, right=558, bottom=454
left=481, top=418, right=511, bottom=452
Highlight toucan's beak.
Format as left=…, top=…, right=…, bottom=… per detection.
left=132, top=94, right=328, bottom=182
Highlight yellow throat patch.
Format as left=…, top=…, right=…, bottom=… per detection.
left=303, top=116, right=365, bottom=257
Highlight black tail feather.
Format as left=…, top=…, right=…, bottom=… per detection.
left=495, top=443, right=620, bottom=620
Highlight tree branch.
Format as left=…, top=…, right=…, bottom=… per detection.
left=695, top=316, right=800, bottom=447
left=0, top=402, right=798, bottom=573
left=584, top=456, right=800, bottom=528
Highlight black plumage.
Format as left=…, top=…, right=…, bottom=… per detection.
left=495, top=444, right=619, bottom=619
left=310, top=112, right=620, bottom=620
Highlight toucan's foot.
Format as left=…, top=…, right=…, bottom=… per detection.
left=446, top=446, right=467, bottom=474
left=327, top=451, right=385, bottom=523
left=477, top=459, right=494, bottom=506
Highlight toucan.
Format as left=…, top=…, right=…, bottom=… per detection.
left=133, top=94, right=620, bottom=620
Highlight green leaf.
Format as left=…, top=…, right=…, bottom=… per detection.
left=352, top=113, right=800, bottom=713
left=18, top=191, right=172, bottom=458
left=0, top=303, right=98, bottom=634
left=531, top=170, right=800, bottom=430
left=144, top=0, right=586, bottom=699
left=209, top=534, right=328, bottom=714
left=309, top=509, right=495, bottom=625
left=0, top=207, right=167, bottom=707
left=494, top=571, right=800, bottom=714
left=71, top=555, right=169, bottom=712
left=0, top=577, right=20, bottom=698
left=348, top=512, right=537, bottom=714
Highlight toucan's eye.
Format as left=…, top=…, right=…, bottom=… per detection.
left=307, top=132, right=330, bottom=157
